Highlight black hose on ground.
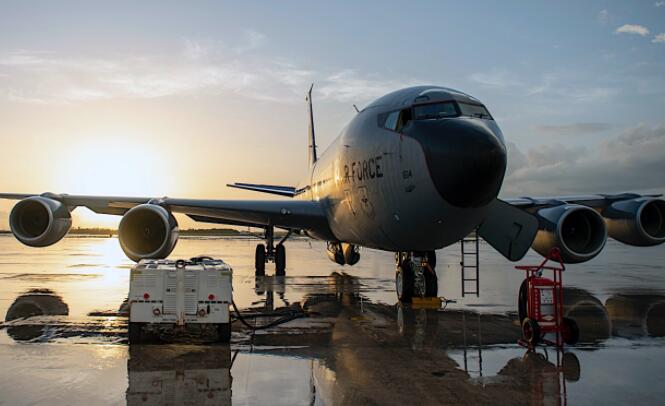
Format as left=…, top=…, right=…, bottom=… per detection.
left=231, top=300, right=307, bottom=331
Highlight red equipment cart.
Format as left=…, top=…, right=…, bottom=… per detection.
left=516, top=248, right=579, bottom=348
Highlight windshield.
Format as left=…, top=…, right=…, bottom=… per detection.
left=413, top=102, right=458, bottom=120
left=457, top=102, right=493, bottom=120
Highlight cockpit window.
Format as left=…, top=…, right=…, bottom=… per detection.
left=413, top=102, right=458, bottom=120
left=411, top=101, right=494, bottom=121
left=396, top=108, right=412, bottom=131
left=379, top=108, right=412, bottom=132
left=457, top=102, right=493, bottom=120
left=383, top=110, right=399, bottom=130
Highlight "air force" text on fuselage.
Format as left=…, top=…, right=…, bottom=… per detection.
left=343, top=156, right=383, bottom=184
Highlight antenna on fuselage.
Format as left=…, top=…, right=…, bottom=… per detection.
left=306, top=83, right=318, bottom=168
left=353, top=104, right=360, bottom=113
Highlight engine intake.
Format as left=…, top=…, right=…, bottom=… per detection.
left=118, top=204, right=179, bottom=262
left=532, top=204, right=607, bottom=264
left=9, top=196, right=72, bottom=247
left=602, top=198, right=665, bottom=246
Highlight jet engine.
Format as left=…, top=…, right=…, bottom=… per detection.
left=9, top=196, right=72, bottom=247
left=602, top=198, right=665, bottom=246
left=326, top=242, right=360, bottom=266
left=118, top=204, right=179, bottom=262
left=532, top=204, right=607, bottom=264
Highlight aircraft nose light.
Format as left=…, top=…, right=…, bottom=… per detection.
left=409, top=119, right=507, bottom=208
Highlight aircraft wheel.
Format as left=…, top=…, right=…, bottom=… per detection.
left=396, top=263, right=414, bottom=303
left=522, top=317, right=541, bottom=346
left=426, top=250, right=437, bottom=269
left=424, top=267, right=438, bottom=297
left=255, top=244, right=266, bottom=277
left=275, top=244, right=286, bottom=276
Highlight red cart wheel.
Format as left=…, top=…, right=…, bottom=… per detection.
left=522, top=318, right=541, bottom=345
left=518, top=279, right=528, bottom=323
left=561, top=317, right=580, bottom=345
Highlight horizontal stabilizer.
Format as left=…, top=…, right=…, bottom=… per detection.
left=227, top=183, right=296, bottom=197
left=478, top=199, right=538, bottom=261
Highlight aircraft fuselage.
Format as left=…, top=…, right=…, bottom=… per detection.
left=298, top=86, right=508, bottom=252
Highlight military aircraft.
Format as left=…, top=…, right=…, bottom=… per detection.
left=1, top=85, right=664, bottom=301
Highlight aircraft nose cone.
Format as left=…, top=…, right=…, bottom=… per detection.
left=406, top=119, right=507, bottom=208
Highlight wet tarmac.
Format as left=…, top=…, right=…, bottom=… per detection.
left=1, top=235, right=665, bottom=405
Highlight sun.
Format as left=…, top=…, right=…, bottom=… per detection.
left=55, top=130, right=171, bottom=197
left=51, top=129, right=174, bottom=228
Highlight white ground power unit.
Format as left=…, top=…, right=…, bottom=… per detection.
left=128, top=257, right=233, bottom=343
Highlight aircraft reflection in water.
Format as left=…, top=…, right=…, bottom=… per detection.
left=4, top=277, right=665, bottom=346
left=251, top=274, right=665, bottom=404
left=4, top=274, right=665, bottom=404
left=2, top=288, right=69, bottom=341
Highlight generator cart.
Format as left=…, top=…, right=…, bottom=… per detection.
left=128, top=256, right=233, bottom=343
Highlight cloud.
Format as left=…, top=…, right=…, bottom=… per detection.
left=597, top=9, right=610, bottom=26
left=467, top=70, right=522, bottom=89
left=235, top=30, right=266, bottom=53
left=653, top=33, right=665, bottom=43
left=532, top=123, right=612, bottom=136
left=656, top=1, right=665, bottom=7
left=468, top=69, right=616, bottom=105
left=615, top=24, right=650, bottom=36
left=0, top=43, right=416, bottom=105
left=317, top=70, right=419, bottom=102
left=502, top=123, right=665, bottom=196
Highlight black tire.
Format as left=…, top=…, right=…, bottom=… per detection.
left=255, top=244, right=266, bottom=277
left=128, top=322, right=144, bottom=344
left=518, top=279, right=528, bottom=323
left=426, top=251, right=437, bottom=269
left=522, top=317, right=541, bottom=346
left=217, top=323, right=231, bottom=343
left=562, top=317, right=580, bottom=345
left=396, top=263, right=415, bottom=303
left=275, top=244, right=286, bottom=276
left=424, top=267, right=438, bottom=297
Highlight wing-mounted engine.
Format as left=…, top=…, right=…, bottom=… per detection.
left=326, top=242, right=360, bottom=266
left=602, top=198, right=665, bottom=246
left=118, top=204, right=179, bottom=262
left=9, top=196, right=72, bottom=247
left=532, top=204, right=607, bottom=264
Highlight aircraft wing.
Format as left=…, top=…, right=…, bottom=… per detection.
left=503, top=192, right=662, bottom=209
left=0, top=193, right=330, bottom=232
left=479, top=192, right=664, bottom=263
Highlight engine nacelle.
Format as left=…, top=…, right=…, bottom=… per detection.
left=326, top=242, right=360, bottom=266
left=9, top=196, right=72, bottom=247
left=602, top=198, right=665, bottom=246
left=118, top=204, right=179, bottom=262
left=532, top=204, right=607, bottom=264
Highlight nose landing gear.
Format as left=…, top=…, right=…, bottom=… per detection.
left=255, top=227, right=290, bottom=277
left=395, top=251, right=438, bottom=302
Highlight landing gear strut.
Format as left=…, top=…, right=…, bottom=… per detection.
left=395, top=251, right=438, bottom=302
left=255, top=227, right=291, bottom=277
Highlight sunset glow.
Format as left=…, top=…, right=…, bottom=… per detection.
left=1, top=2, right=664, bottom=230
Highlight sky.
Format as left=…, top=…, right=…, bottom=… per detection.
left=0, top=0, right=664, bottom=228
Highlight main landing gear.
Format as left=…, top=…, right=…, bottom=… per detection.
left=395, top=251, right=438, bottom=302
left=255, top=227, right=291, bottom=277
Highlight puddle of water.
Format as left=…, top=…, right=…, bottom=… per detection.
left=1, top=235, right=665, bottom=404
